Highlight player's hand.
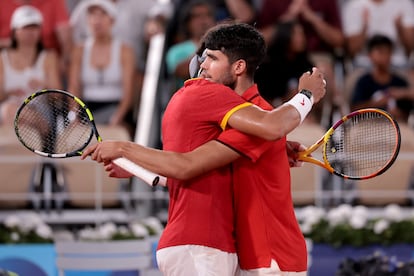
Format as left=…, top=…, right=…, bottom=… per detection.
left=104, top=160, right=133, bottom=178
left=81, top=144, right=98, bottom=160
left=298, top=67, right=327, bottom=104
left=81, top=141, right=123, bottom=163
left=286, top=140, right=306, bottom=167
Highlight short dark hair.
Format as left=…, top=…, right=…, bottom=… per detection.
left=198, top=22, right=266, bottom=78
left=367, top=34, right=393, bottom=52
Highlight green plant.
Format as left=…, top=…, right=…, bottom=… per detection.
left=297, top=204, right=414, bottom=247
left=0, top=213, right=53, bottom=244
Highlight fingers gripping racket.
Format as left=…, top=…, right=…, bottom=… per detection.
left=297, top=108, right=401, bottom=180
left=14, top=89, right=167, bottom=187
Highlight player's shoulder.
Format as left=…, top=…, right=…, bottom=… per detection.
left=184, top=78, right=233, bottom=91
left=183, top=78, right=242, bottom=101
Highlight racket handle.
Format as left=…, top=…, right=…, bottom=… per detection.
left=113, top=158, right=167, bottom=187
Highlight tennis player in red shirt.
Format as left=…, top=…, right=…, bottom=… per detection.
left=83, top=23, right=326, bottom=275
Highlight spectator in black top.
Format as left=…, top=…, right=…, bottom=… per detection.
left=255, top=20, right=314, bottom=106
left=351, top=34, right=414, bottom=123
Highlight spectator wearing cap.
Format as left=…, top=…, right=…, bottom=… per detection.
left=68, top=0, right=136, bottom=130
left=70, top=0, right=156, bottom=68
left=0, top=0, right=72, bottom=80
left=0, top=5, right=61, bottom=125
left=70, top=0, right=159, bottom=123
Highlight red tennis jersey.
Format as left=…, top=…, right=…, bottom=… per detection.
left=158, top=78, right=252, bottom=253
left=217, top=85, right=308, bottom=271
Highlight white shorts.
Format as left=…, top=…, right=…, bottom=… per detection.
left=156, top=245, right=238, bottom=276
left=236, top=259, right=307, bottom=276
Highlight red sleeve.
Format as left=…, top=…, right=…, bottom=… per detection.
left=217, top=128, right=273, bottom=162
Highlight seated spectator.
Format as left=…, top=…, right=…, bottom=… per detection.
left=68, top=0, right=135, bottom=129
left=165, top=0, right=256, bottom=54
left=255, top=0, right=345, bottom=127
left=165, top=0, right=216, bottom=91
left=342, top=0, right=414, bottom=69
left=70, top=0, right=156, bottom=73
left=351, top=34, right=414, bottom=123
left=0, top=5, right=61, bottom=125
left=255, top=20, right=314, bottom=107
left=256, top=0, right=343, bottom=53
left=0, top=0, right=72, bottom=78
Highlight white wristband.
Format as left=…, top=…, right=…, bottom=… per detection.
left=284, top=93, right=313, bottom=123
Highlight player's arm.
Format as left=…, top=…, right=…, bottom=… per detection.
left=83, top=140, right=240, bottom=180
left=227, top=68, right=326, bottom=140
left=227, top=103, right=300, bottom=141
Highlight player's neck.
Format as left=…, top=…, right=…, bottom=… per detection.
left=234, top=78, right=254, bottom=96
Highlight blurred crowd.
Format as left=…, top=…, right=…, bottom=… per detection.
left=1, top=0, right=414, bottom=136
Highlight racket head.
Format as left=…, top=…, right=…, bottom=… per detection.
left=14, top=89, right=100, bottom=158
left=323, top=108, right=401, bottom=180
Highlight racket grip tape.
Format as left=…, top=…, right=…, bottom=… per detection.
left=113, top=158, right=167, bottom=187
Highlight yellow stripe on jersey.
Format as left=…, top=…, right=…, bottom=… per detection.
left=220, top=102, right=253, bottom=130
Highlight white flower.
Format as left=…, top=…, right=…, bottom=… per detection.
left=384, top=204, right=403, bottom=222
left=299, top=206, right=325, bottom=226
left=348, top=205, right=369, bottom=229
left=352, top=205, right=369, bottom=219
left=407, top=209, right=414, bottom=220
left=349, top=215, right=367, bottom=229
left=336, top=204, right=353, bottom=218
left=117, top=226, right=130, bottom=236
left=142, top=217, right=164, bottom=234
left=300, top=222, right=313, bottom=235
left=78, top=227, right=100, bottom=241
left=11, top=232, right=20, bottom=242
left=35, top=224, right=53, bottom=239
left=4, top=215, right=20, bottom=229
left=130, top=222, right=149, bottom=238
left=53, top=230, right=75, bottom=242
left=327, top=205, right=352, bottom=226
left=374, top=219, right=389, bottom=234
left=19, top=213, right=44, bottom=233
left=98, top=222, right=117, bottom=240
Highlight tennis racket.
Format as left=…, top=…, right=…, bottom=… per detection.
left=297, top=108, right=401, bottom=180
left=14, top=89, right=167, bottom=187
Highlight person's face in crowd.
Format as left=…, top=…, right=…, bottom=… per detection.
left=199, top=49, right=237, bottom=89
left=290, top=23, right=307, bottom=54
left=15, top=24, right=41, bottom=46
left=188, top=5, right=215, bottom=40
left=87, top=6, right=114, bottom=38
left=369, top=45, right=392, bottom=71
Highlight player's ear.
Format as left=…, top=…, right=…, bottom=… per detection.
left=233, top=59, right=246, bottom=75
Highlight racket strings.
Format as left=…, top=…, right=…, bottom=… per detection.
left=325, top=112, right=398, bottom=178
left=15, top=92, right=93, bottom=155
